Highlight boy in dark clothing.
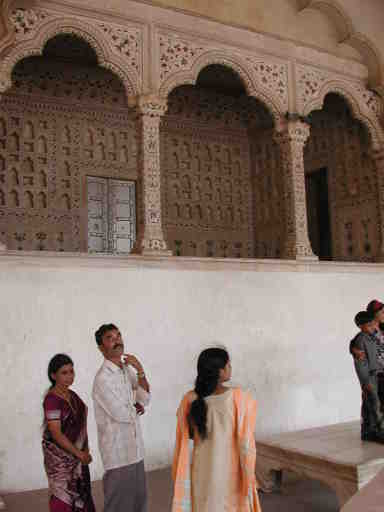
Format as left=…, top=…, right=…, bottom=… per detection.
left=350, top=311, right=384, bottom=442
left=366, top=299, right=384, bottom=406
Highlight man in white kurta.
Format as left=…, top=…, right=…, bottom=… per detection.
left=93, top=323, right=151, bottom=512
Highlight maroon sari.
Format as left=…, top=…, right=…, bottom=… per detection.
left=42, top=390, right=96, bottom=512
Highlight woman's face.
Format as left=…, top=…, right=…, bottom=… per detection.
left=376, top=308, right=384, bottom=324
left=221, top=360, right=232, bottom=382
left=51, top=363, right=75, bottom=389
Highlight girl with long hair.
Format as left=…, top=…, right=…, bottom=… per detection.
left=42, top=354, right=96, bottom=512
left=172, top=348, right=262, bottom=512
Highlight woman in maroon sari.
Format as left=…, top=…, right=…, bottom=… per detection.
left=42, top=354, right=96, bottom=512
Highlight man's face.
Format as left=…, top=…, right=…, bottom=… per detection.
left=375, top=308, right=384, bottom=324
left=361, top=321, right=376, bottom=334
left=100, top=328, right=124, bottom=359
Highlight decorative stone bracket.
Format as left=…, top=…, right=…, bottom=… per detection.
left=129, top=94, right=172, bottom=255
left=274, top=119, right=318, bottom=260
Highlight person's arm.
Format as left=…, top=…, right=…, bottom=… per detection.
left=93, top=378, right=137, bottom=423
left=354, top=358, right=372, bottom=390
left=46, top=420, right=92, bottom=465
left=123, top=355, right=151, bottom=397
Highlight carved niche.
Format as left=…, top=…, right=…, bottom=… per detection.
left=304, top=96, right=379, bottom=262
left=0, top=55, right=138, bottom=252
left=161, top=85, right=275, bottom=258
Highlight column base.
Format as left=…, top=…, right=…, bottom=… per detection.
left=140, top=248, right=173, bottom=257
left=283, top=249, right=319, bottom=261
left=131, top=243, right=173, bottom=257
left=295, top=254, right=319, bottom=262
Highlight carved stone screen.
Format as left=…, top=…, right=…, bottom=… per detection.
left=304, top=94, right=379, bottom=262
left=250, top=130, right=285, bottom=259
left=161, top=85, right=274, bottom=258
left=0, top=53, right=138, bottom=252
left=87, top=177, right=136, bottom=254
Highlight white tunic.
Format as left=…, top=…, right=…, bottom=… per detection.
left=191, top=389, right=234, bottom=512
left=92, top=359, right=150, bottom=471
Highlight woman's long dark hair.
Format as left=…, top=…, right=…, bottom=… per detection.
left=47, top=353, right=73, bottom=388
left=188, top=348, right=229, bottom=440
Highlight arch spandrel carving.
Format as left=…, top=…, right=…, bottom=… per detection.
left=296, top=63, right=384, bottom=149
left=296, top=0, right=384, bottom=95
left=303, top=81, right=384, bottom=150
left=0, top=11, right=143, bottom=97
left=159, top=48, right=284, bottom=124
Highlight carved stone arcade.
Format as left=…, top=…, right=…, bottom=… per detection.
left=0, top=4, right=382, bottom=262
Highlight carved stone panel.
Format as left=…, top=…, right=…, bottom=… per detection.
left=0, top=57, right=137, bottom=252
left=250, top=131, right=285, bottom=259
left=304, top=102, right=379, bottom=262
left=161, top=86, right=259, bottom=258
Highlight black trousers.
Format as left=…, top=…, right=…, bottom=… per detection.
left=361, top=376, right=382, bottom=436
left=377, top=373, right=384, bottom=409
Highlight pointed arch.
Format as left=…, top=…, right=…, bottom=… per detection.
left=159, top=50, right=283, bottom=123
left=296, top=0, right=383, bottom=94
left=0, top=17, right=138, bottom=97
left=303, top=80, right=384, bottom=149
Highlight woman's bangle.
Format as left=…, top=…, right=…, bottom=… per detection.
left=137, top=371, right=145, bottom=379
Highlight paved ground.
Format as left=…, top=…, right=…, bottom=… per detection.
left=3, top=467, right=339, bottom=511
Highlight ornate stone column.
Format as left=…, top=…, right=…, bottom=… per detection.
left=0, top=242, right=6, bottom=251
left=372, top=149, right=384, bottom=262
left=131, top=94, right=171, bottom=255
left=274, top=119, right=317, bottom=260
left=0, top=496, right=5, bottom=509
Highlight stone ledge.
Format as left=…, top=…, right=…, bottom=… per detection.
left=0, top=249, right=384, bottom=273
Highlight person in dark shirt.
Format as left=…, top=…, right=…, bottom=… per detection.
left=366, top=299, right=384, bottom=408
left=350, top=311, right=384, bottom=442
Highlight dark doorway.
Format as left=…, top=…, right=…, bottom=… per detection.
left=305, top=168, right=332, bottom=260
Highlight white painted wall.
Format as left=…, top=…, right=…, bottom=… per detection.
left=0, top=253, right=382, bottom=493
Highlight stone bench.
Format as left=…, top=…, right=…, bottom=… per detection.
left=256, top=421, right=384, bottom=510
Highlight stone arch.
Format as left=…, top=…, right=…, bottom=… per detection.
left=296, top=0, right=383, bottom=93
left=159, top=50, right=282, bottom=123
left=0, top=18, right=138, bottom=96
left=303, top=80, right=384, bottom=149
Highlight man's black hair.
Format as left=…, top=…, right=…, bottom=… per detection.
left=95, top=323, right=119, bottom=346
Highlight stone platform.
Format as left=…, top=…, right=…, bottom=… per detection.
left=256, top=421, right=384, bottom=510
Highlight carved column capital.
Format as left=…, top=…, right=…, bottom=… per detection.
left=130, top=94, right=168, bottom=118
left=273, top=119, right=317, bottom=261
left=274, top=119, right=310, bottom=146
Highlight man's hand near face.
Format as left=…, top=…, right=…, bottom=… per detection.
left=134, top=402, right=145, bottom=416
left=123, top=354, right=144, bottom=373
